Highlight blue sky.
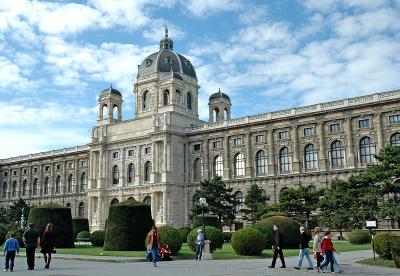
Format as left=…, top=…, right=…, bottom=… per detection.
left=1, top=0, right=400, bottom=158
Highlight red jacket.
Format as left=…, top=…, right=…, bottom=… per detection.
left=321, top=238, right=335, bottom=254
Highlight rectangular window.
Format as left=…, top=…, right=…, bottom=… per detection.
left=68, top=162, right=74, bottom=169
left=278, top=131, right=289, bottom=140
left=193, top=144, right=201, bottom=151
left=255, top=134, right=265, bottom=143
left=233, top=137, right=243, bottom=146
left=3, top=172, right=7, bottom=177
left=359, top=118, right=371, bottom=129
left=304, top=127, right=314, bottom=137
left=144, top=147, right=151, bottom=154
left=45, top=166, right=50, bottom=172
left=389, top=115, right=400, bottom=124
left=128, top=150, right=134, bottom=156
left=212, top=141, right=222, bottom=149
left=112, top=152, right=119, bottom=158
left=13, top=170, right=17, bottom=176
left=81, top=161, right=86, bottom=167
left=33, top=168, right=37, bottom=173
left=56, top=164, right=60, bottom=170
left=23, top=169, right=27, bottom=175
left=329, top=123, right=340, bottom=133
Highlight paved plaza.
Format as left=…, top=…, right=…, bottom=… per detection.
left=3, top=250, right=398, bottom=276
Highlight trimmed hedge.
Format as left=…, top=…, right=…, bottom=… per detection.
left=6, top=228, right=26, bottom=248
left=0, top=224, right=7, bottom=245
left=261, top=212, right=289, bottom=220
left=72, top=218, right=89, bottom=238
left=374, top=233, right=400, bottom=260
left=231, top=227, right=266, bottom=256
left=28, top=203, right=74, bottom=248
left=192, top=214, right=220, bottom=229
left=145, top=226, right=182, bottom=255
left=103, top=199, right=152, bottom=251
left=348, top=229, right=371, bottom=244
left=90, top=230, right=105, bottom=246
left=187, top=226, right=224, bottom=253
left=178, top=227, right=192, bottom=243
left=77, top=231, right=90, bottom=239
left=223, top=232, right=233, bottom=242
left=258, top=216, right=301, bottom=249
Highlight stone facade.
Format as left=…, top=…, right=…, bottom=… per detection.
left=1, top=31, right=400, bottom=230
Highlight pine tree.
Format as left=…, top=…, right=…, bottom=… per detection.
left=241, top=183, right=268, bottom=224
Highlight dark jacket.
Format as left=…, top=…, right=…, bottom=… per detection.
left=272, top=230, right=283, bottom=248
left=299, top=232, right=309, bottom=249
left=40, top=231, right=55, bottom=253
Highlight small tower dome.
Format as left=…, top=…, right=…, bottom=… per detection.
left=98, top=84, right=123, bottom=125
left=208, top=88, right=232, bottom=123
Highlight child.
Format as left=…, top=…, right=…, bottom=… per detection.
left=3, top=233, right=20, bottom=272
left=320, top=231, right=336, bottom=273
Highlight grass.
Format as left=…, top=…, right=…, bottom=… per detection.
left=356, top=258, right=396, bottom=268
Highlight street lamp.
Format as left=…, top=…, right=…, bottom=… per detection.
left=199, top=197, right=207, bottom=236
left=385, top=216, right=392, bottom=259
left=20, top=207, right=26, bottom=229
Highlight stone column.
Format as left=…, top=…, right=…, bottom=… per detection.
left=345, top=118, right=355, bottom=168
left=267, top=130, right=275, bottom=176
left=374, top=113, right=384, bottom=151
left=137, top=145, right=142, bottom=183
left=203, top=139, right=209, bottom=180
left=120, top=148, right=125, bottom=187
left=292, top=126, right=300, bottom=172
left=163, top=191, right=167, bottom=224
left=223, top=135, right=230, bottom=180
left=245, top=133, right=252, bottom=178
left=151, top=191, right=157, bottom=220
left=317, top=123, right=327, bottom=171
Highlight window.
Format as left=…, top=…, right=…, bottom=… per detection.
left=128, top=150, right=135, bottom=156
left=165, top=57, right=172, bottom=64
left=81, top=161, right=86, bottom=167
left=213, top=155, right=224, bottom=177
left=80, top=172, right=87, bottom=192
left=175, top=90, right=181, bottom=105
left=389, top=115, right=400, bottom=124
left=360, top=137, right=375, bottom=164
left=329, top=123, right=340, bottom=133
left=33, top=168, right=37, bottom=173
left=23, top=169, right=27, bottom=175
left=212, top=141, right=222, bottom=149
left=256, top=150, right=267, bottom=175
left=193, top=144, right=201, bottom=151
left=144, top=161, right=152, bottom=182
left=142, top=91, right=149, bottom=110
left=163, top=90, right=169, bottom=106
left=66, top=203, right=71, bottom=208
left=234, top=153, right=245, bottom=176
left=32, top=179, right=37, bottom=195
left=67, top=174, right=74, bottom=192
left=304, top=127, right=314, bottom=137
left=56, top=164, right=60, bottom=170
left=128, top=163, right=135, bottom=183
left=13, top=170, right=17, bottom=176
left=193, top=158, right=201, bottom=182
left=304, top=144, right=318, bottom=169
left=255, top=134, right=264, bottom=143
left=390, top=133, right=400, bottom=147
left=280, top=147, right=292, bottom=172
left=12, top=181, right=17, bottom=197
left=110, top=198, right=119, bottom=206
left=233, top=138, right=243, bottom=146
left=112, top=152, right=119, bottom=159
left=3, top=172, right=8, bottom=177
left=112, top=165, right=120, bottom=184
left=78, top=202, right=85, bottom=218
left=68, top=162, right=74, bottom=169
left=22, top=180, right=27, bottom=196
left=145, top=58, right=152, bottom=66
left=143, top=196, right=151, bottom=206
left=279, top=131, right=289, bottom=140
left=43, top=177, right=49, bottom=195
left=234, top=191, right=244, bottom=212
left=186, top=92, right=192, bottom=110
left=55, top=175, right=61, bottom=193
left=307, top=185, right=316, bottom=193
left=45, top=166, right=50, bottom=172
left=2, top=182, right=7, bottom=198
left=331, top=140, right=345, bottom=167
left=359, top=118, right=371, bottom=129
left=144, top=147, right=151, bottom=155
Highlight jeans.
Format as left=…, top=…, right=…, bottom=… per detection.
left=320, top=250, right=334, bottom=272
left=195, top=244, right=204, bottom=260
left=321, top=252, right=341, bottom=272
left=151, top=248, right=158, bottom=264
left=5, top=250, right=16, bottom=270
left=296, top=248, right=313, bottom=268
left=26, top=247, right=36, bottom=269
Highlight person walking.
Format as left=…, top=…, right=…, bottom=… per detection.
left=194, top=229, right=205, bottom=260
left=268, top=225, right=286, bottom=268
left=40, top=223, right=56, bottom=269
left=23, top=223, right=40, bottom=270
left=146, top=225, right=160, bottom=267
left=312, top=227, right=324, bottom=272
left=320, top=231, right=336, bottom=273
left=3, top=232, right=20, bottom=272
left=294, top=226, right=313, bottom=270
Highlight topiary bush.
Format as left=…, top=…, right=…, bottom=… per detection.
left=374, top=233, right=400, bottom=260
left=261, top=212, right=289, bottom=220
left=145, top=226, right=182, bottom=255
left=392, top=237, right=400, bottom=268
left=223, top=232, right=233, bottom=242
left=259, top=216, right=301, bottom=249
left=192, top=214, right=220, bottom=229
left=187, top=226, right=224, bottom=253
left=77, top=231, right=90, bottom=240
left=348, top=229, right=371, bottom=244
left=90, top=230, right=105, bottom=246
left=231, top=227, right=266, bottom=256
left=178, top=227, right=192, bottom=244
left=72, top=218, right=89, bottom=238
left=28, top=203, right=74, bottom=248
left=5, top=228, right=26, bottom=248
left=103, top=199, right=152, bottom=251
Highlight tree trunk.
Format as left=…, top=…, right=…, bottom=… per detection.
left=339, top=224, right=343, bottom=240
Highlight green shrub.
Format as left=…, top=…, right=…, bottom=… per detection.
left=374, top=233, right=400, bottom=260
left=260, top=212, right=289, bottom=220
left=6, top=228, right=26, bottom=248
left=178, top=227, right=192, bottom=243
left=77, top=231, right=90, bottom=239
left=259, top=216, right=301, bottom=249
left=145, top=226, right=182, bottom=255
left=72, top=218, right=89, bottom=238
left=90, top=230, right=105, bottom=246
left=28, top=203, right=74, bottom=248
left=231, top=228, right=266, bottom=256
left=187, top=226, right=224, bottom=253
left=392, top=238, right=400, bottom=268
left=103, top=199, right=152, bottom=251
left=0, top=224, right=7, bottom=245
left=223, top=232, right=233, bottom=242
left=192, top=215, right=220, bottom=229
left=348, top=229, right=371, bottom=244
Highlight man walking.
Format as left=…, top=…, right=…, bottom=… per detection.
left=268, top=225, right=286, bottom=268
left=23, top=223, right=40, bottom=270
left=294, top=226, right=313, bottom=270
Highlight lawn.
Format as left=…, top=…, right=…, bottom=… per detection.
left=356, top=258, right=396, bottom=268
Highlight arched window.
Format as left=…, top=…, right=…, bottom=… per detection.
left=186, top=92, right=192, bottom=110
left=280, top=147, right=292, bottom=172
left=256, top=150, right=267, bottom=175
left=67, top=174, right=74, bottom=192
left=213, top=155, right=224, bottom=177
left=193, top=158, right=202, bottom=182
left=43, top=177, right=49, bottom=195
left=110, top=198, right=119, bottom=206
left=175, top=90, right=181, bottom=105
left=11, top=181, right=17, bottom=197
left=305, top=144, right=317, bottom=169
left=360, top=137, right=376, bottom=164
left=66, top=203, right=71, bottom=208
left=32, top=179, right=37, bottom=195
left=390, top=133, right=400, bottom=147
left=112, top=165, right=119, bottom=184
left=78, top=202, right=85, bottom=218
left=80, top=172, right=87, bottom=192
left=193, top=194, right=199, bottom=208
left=163, top=90, right=169, bottom=106
left=127, top=196, right=134, bottom=200
left=142, top=91, right=149, bottom=110
left=55, top=175, right=61, bottom=194
left=2, top=182, right=7, bottom=198
left=331, top=140, right=345, bottom=167
left=128, top=163, right=135, bottom=183
left=234, top=153, right=245, bottom=176
left=102, top=105, right=108, bottom=119
left=143, top=196, right=151, bottom=206
left=234, top=191, right=244, bottom=212
left=144, top=161, right=152, bottom=182
left=22, top=179, right=28, bottom=196
left=214, top=108, right=219, bottom=122
left=113, top=104, right=118, bottom=119
left=307, top=185, right=316, bottom=193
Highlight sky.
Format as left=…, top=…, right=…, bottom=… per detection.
left=1, top=0, right=400, bottom=159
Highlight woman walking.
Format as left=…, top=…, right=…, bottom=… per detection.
left=147, top=225, right=160, bottom=267
left=40, top=223, right=55, bottom=269
left=312, top=227, right=324, bottom=272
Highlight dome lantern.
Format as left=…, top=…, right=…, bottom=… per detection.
left=160, top=25, right=173, bottom=51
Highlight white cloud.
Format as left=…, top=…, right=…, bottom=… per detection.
left=181, top=0, right=242, bottom=17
